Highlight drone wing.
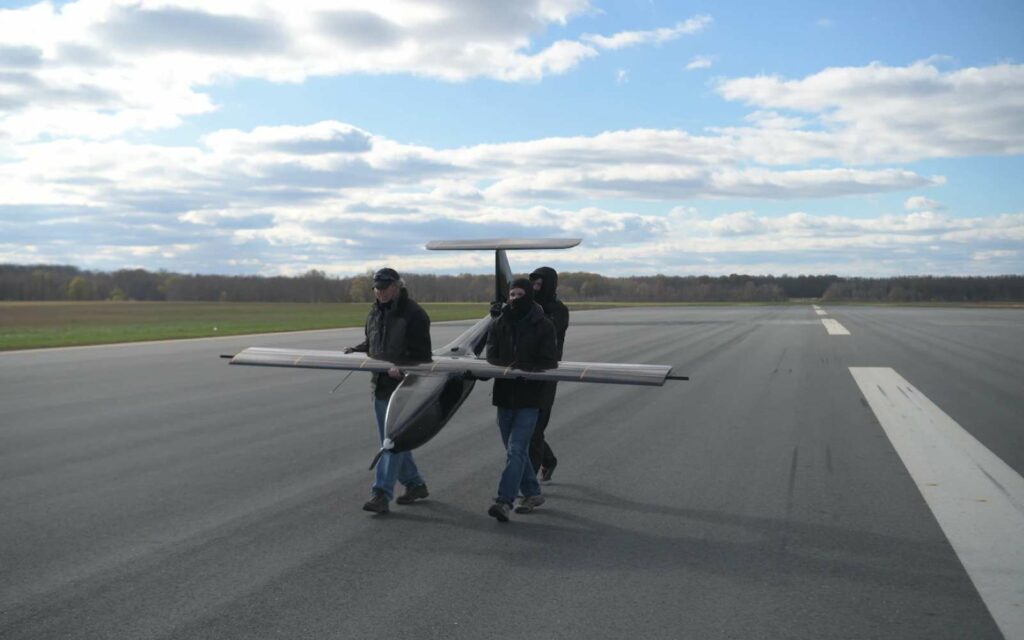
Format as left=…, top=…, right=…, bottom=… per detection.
left=226, top=347, right=677, bottom=386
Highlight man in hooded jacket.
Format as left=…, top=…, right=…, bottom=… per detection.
left=346, top=268, right=432, bottom=514
left=528, top=266, right=569, bottom=481
left=485, top=278, right=558, bottom=521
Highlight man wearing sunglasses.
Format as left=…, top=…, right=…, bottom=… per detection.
left=345, top=268, right=432, bottom=514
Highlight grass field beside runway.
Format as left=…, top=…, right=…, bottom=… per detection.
left=4, top=300, right=1015, bottom=350
left=0, top=300, right=665, bottom=350
left=0, top=302, right=489, bottom=350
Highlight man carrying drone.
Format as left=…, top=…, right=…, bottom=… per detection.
left=486, top=278, right=559, bottom=521
left=225, top=239, right=685, bottom=522
left=528, top=266, right=569, bottom=482
left=345, top=268, right=432, bottom=514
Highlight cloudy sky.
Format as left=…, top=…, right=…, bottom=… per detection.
left=1, top=0, right=1022, bottom=277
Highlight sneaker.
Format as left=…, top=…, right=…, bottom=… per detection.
left=488, top=501, right=511, bottom=522
left=396, top=483, right=429, bottom=505
left=362, top=491, right=389, bottom=514
left=514, top=494, right=546, bottom=514
left=540, top=463, right=556, bottom=482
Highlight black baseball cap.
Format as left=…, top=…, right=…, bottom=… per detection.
left=372, top=267, right=400, bottom=289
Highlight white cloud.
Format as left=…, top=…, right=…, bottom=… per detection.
left=2, top=117, right=1016, bottom=276
left=743, top=110, right=807, bottom=130
left=582, top=14, right=712, bottom=49
left=203, top=122, right=374, bottom=156
left=0, top=120, right=945, bottom=240
left=904, top=196, right=945, bottom=211
left=3, top=17, right=1021, bottom=279
left=686, top=55, right=714, bottom=70
left=972, top=249, right=1018, bottom=261
left=616, top=68, right=629, bottom=84
left=0, top=1, right=711, bottom=140
left=716, top=60, right=1024, bottom=163
left=816, top=18, right=835, bottom=28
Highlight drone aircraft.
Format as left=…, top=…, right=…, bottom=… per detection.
left=224, top=239, right=686, bottom=468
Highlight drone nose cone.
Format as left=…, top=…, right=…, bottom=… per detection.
left=384, top=375, right=447, bottom=452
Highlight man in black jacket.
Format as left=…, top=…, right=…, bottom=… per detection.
left=346, top=268, right=432, bottom=514
left=485, top=278, right=558, bottom=522
left=529, top=266, right=569, bottom=481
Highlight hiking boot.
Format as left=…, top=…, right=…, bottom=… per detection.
left=540, top=462, right=556, bottom=482
left=396, top=483, right=429, bottom=505
left=362, top=491, right=389, bottom=514
left=514, top=494, right=546, bottom=514
left=488, top=501, right=511, bottom=523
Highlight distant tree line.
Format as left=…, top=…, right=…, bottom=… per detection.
left=1, top=264, right=1022, bottom=303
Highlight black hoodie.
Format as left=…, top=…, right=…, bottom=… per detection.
left=529, top=266, right=569, bottom=359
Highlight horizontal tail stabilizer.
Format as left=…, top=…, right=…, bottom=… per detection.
left=426, top=238, right=581, bottom=251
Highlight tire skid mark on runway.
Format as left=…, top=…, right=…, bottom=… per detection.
left=776, top=446, right=800, bottom=556
left=672, top=322, right=761, bottom=371
left=851, top=367, right=1024, bottom=640
left=771, top=347, right=789, bottom=374
left=785, top=447, right=799, bottom=520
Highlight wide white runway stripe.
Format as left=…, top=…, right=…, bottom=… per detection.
left=821, top=318, right=850, bottom=335
left=851, top=367, right=1024, bottom=640
left=815, top=309, right=827, bottom=316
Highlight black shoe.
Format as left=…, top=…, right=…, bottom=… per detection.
left=395, top=483, right=429, bottom=505
left=488, top=501, right=511, bottom=522
left=362, top=491, right=389, bottom=514
left=540, top=462, right=557, bottom=482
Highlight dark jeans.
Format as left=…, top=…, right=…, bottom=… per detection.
left=528, top=405, right=558, bottom=473
left=496, top=407, right=542, bottom=505
left=372, top=397, right=424, bottom=501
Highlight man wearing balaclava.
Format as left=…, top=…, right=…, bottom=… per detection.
left=528, top=266, right=569, bottom=481
left=484, top=278, right=558, bottom=522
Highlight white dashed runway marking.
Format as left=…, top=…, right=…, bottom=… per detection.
left=851, top=367, right=1024, bottom=640
left=821, top=318, right=850, bottom=335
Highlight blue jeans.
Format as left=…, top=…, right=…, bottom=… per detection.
left=373, top=397, right=424, bottom=501
left=495, top=407, right=542, bottom=506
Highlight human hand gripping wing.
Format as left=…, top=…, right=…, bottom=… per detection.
left=222, top=347, right=685, bottom=385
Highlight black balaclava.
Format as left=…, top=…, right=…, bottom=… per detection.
left=509, top=277, right=534, bottom=318
left=529, top=266, right=558, bottom=303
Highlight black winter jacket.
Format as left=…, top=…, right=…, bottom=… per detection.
left=351, top=288, right=432, bottom=399
left=541, top=298, right=569, bottom=359
left=486, top=303, right=558, bottom=408
left=531, top=266, right=570, bottom=407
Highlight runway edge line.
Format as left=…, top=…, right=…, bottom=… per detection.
left=850, top=366, right=1024, bottom=640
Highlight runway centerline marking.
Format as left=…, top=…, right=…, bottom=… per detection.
left=850, top=367, right=1024, bottom=639
left=815, top=309, right=828, bottom=316
left=821, top=318, right=850, bottom=335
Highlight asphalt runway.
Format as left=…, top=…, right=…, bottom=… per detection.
left=1, top=305, right=1022, bottom=639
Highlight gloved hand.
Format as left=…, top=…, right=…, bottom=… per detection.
left=489, top=300, right=505, bottom=317
left=343, top=347, right=355, bottom=354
